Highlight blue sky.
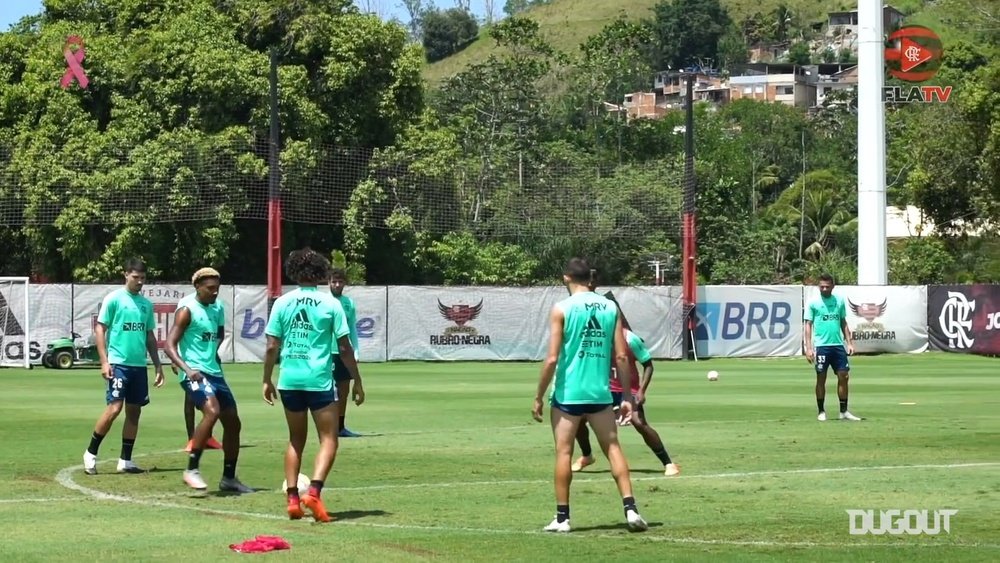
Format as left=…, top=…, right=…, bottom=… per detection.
left=0, top=1, right=493, bottom=31
left=0, top=0, right=43, bottom=30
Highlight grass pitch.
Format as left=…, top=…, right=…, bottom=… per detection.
left=1, top=353, right=998, bottom=561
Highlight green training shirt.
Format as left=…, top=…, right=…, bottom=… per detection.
left=335, top=293, right=359, bottom=357
left=805, top=294, right=847, bottom=348
left=265, top=286, right=349, bottom=391
left=98, top=288, right=155, bottom=367
left=176, top=294, right=224, bottom=380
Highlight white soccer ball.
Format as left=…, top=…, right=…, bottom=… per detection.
left=280, top=473, right=311, bottom=493
left=707, top=370, right=719, bottom=381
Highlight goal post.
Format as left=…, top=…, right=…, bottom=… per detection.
left=0, top=276, right=31, bottom=369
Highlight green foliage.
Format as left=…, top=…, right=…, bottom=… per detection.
left=786, top=41, right=810, bottom=64
left=422, top=7, right=479, bottom=63
left=423, top=232, right=538, bottom=285
left=888, top=237, right=956, bottom=285
left=649, top=0, right=731, bottom=70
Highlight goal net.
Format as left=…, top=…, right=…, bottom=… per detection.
left=0, top=277, right=30, bottom=369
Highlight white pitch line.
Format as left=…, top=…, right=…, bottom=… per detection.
left=0, top=497, right=86, bottom=504
left=331, top=461, right=1000, bottom=492
left=51, top=457, right=1000, bottom=549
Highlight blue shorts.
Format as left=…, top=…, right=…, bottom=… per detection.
left=179, top=374, right=237, bottom=410
left=332, top=355, right=353, bottom=384
left=551, top=398, right=613, bottom=417
left=106, top=365, right=149, bottom=406
left=815, top=345, right=850, bottom=375
left=279, top=388, right=338, bottom=413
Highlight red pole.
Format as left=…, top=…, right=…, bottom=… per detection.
left=681, top=73, right=697, bottom=359
left=267, top=48, right=282, bottom=312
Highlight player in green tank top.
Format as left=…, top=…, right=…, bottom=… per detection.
left=532, top=258, right=648, bottom=533
left=262, top=249, right=364, bottom=522
left=82, top=258, right=165, bottom=476
left=803, top=273, right=862, bottom=422
left=165, top=268, right=254, bottom=493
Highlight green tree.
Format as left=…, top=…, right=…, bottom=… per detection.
left=422, top=7, right=479, bottom=63
left=648, top=0, right=731, bottom=70
left=888, top=237, right=956, bottom=285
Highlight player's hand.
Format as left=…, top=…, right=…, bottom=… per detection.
left=100, top=362, right=112, bottom=381
left=352, top=383, right=365, bottom=406
left=262, top=381, right=276, bottom=406
left=531, top=397, right=544, bottom=422
left=153, top=367, right=164, bottom=388
left=847, top=343, right=855, bottom=356
left=634, top=390, right=646, bottom=406
left=186, top=370, right=204, bottom=383
left=170, top=364, right=179, bottom=376
left=617, top=400, right=634, bottom=426
left=805, top=349, right=815, bottom=364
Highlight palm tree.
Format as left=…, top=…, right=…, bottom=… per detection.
left=771, top=189, right=856, bottom=259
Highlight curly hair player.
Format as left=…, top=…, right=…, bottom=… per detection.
left=263, top=249, right=365, bottom=521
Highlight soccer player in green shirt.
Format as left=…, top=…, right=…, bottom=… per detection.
left=532, top=258, right=648, bottom=533
left=165, top=268, right=254, bottom=493
left=263, top=249, right=364, bottom=522
left=803, top=273, right=863, bottom=422
left=82, top=258, right=165, bottom=475
left=329, top=267, right=365, bottom=437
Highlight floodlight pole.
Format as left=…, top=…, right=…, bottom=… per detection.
left=857, top=1, right=888, bottom=284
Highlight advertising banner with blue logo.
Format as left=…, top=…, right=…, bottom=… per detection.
left=695, top=285, right=802, bottom=358
left=233, top=285, right=387, bottom=363
left=803, top=285, right=927, bottom=354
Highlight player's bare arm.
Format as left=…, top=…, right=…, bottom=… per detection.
left=95, top=321, right=111, bottom=380
left=804, top=320, right=814, bottom=363
left=145, top=328, right=164, bottom=388
left=842, top=319, right=855, bottom=355
left=636, top=360, right=654, bottom=405
left=262, top=334, right=280, bottom=405
left=612, top=314, right=634, bottom=422
left=337, top=336, right=365, bottom=406
left=215, top=326, right=224, bottom=367
left=164, top=307, right=200, bottom=382
left=533, top=306, right=563, bottom=422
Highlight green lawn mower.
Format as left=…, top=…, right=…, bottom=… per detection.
left=42, top=332, right=100, bottom=369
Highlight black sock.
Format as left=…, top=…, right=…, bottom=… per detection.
left=87, top=432, right=105, bottom=456
left=121, top=438, right=135, bottom=461
left=309, top=480, right=324, bottom=498
left=339, top=415, right=346, bottom=430
left=652, top=447, right=672, bottom=465
left=556, top=504, right=570, bottom=523
left=223, top=459, right=237, bottom=479
left=840, top=399, right=848, bottom=413
left=623, top=496, right=638, bottom=516
left=579, top=440, right=592, bottom=458
left=187, top=449, right=203, bottom=471
left=817, top=398, right=825, bottom=413
left=287, top=487, right=299, bottom=500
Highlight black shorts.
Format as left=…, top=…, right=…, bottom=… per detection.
left=332, top=355, right=353, bottom=384
left=815, top=345, right=850, bottom=375
left=551, top=398, right=613, bottom=417
left=612, top=391, right=645, bottom=418
left=279, top=389, right=337, bottom=413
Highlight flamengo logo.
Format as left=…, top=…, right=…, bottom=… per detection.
left=432, top=299, right=491, bottom=346
left=939, top=292, right=975, bottom=349
left=846, top=509, right=957, bottom=536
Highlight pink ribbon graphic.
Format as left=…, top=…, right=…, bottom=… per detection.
left=60, top=35, right=89, bottom=90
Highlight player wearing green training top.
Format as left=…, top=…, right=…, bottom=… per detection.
left=532, top=258, right=648, bottom=533
left=165, top=268, right=254, bottom=493
left=804, top=273, right=863, bottom=422
left=83, top=258, right=165, bottom=476
left=263, top=249, right=365, bottom=522
left=329, top=268, right=365, bottom=438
